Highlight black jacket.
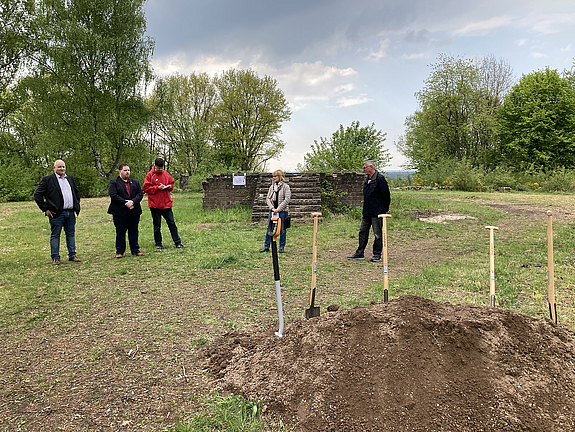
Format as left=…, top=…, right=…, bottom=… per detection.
left=362, top=171, right=390, bottom=216
left=34, top=173, right=81, bottom=217
left=107, top=177, right=144, bottom=217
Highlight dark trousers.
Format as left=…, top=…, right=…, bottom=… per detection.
left=150, top=207, right=181, bottom=246
left=113, top=214, right=140, bottom=255
left=49, top=209, right=76, bottom=259
left=356, top=215, right=383, bottom=257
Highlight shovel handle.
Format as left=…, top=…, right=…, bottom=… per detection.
left=547, top=211, right=557, bottom=323
left=485, top=226, right=498, bottom=305
left=310, top=212, right=321, bottom=306
left=271, top=215, right=282, bottom=242
left=378, top=214, right=391, bottom=301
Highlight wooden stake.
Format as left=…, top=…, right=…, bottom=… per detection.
left=378, top=214, right=392, bottom=302
left=547, top=211, right=557, bottom=324
left=305, top=212, right=322, bottom=319
left=485, top=226, right=499, bottom=307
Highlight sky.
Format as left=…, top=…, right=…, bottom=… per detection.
left=143, top=0, right=575, bottom=171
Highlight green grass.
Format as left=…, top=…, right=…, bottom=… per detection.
left=2, top=190, right=575, bottom=430
left=171, top=393, right=292, bottom=432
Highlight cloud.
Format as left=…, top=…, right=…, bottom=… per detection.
left=151, top=54, right=242, bottom=76
left=453, top=15, right=514, bottom=36
left=531, top=52, right=547, bottom=59
left=152, top=54, right=361, bottom=113
left=404, top=29, right=431, bottom=44
left=364, top=38, right=391, bottom=61
left=452, top=12, right=575, bottom=38
left=560, top=44, right=573, bottom=52
left=517, top=39, right=528, bottom=46
left=401, top=52, right=429, bottom=60
left=529, top=13, right=575, bottom=34
left=335, top=94, right=373, bottom=108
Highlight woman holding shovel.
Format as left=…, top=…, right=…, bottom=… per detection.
left=260, top=170, right=291, bottom=253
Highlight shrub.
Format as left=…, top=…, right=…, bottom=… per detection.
left=542, top=167, right=575, bottom=192
left=480, top=165, right=519, bottom=190
left=0, top=161, right=42, bottom=203
left=321, top=180, right=351, bottom=215
left=418, top=158, right=458, bottom=186
left=450, top=160, right=480, bottom=191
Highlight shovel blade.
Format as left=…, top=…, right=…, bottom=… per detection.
left=305, top=306, right=320, bottom=319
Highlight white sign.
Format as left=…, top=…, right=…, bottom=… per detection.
left=232, top=173, right=246, bottom=187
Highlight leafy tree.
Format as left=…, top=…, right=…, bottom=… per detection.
left=299, top=121, right=390, bottom=172
left=147, top=72, right=217, bottom=176
left=0, top=0, right=35, bottom=126
left=498, top=67, right=575, bottom=170
left=0, top=0, right=32, bottom=94
left=12, top=0, right=154, bottom=178
left=213, top=69, right=291, bottom=172
left=399, top=54, right=514, bottom=169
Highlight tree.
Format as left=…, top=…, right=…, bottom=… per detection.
left=213, top=69, right=291, bottom=172
left=0, top=0, right=32, bottom=94
left=0, top=0, right=34, bottom=125
left=498, top=67, right=575, bottom=169
left=14, top=0, right=154, bottom=178
left=399, top=54, right=514, bottom=169
left=148, top=73, right=217, bottom=176
left=299, top=121, right=390, bottom=172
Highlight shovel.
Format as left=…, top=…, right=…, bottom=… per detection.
left=485, top=225, right=499, bottom=307
left=378, top=214, right=391, bottom=302
left=547, top=211, right=557, bottom=324
left=267, top=214, right=284, bottom=337
left=305, top=212, right=322, bottom=319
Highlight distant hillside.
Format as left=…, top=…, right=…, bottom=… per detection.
left=384, top=170, right=415, bottom=179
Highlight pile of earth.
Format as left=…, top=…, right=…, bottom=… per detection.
left=204, top=295, right=575, bottom=432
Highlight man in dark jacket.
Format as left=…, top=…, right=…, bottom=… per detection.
left=34, top=159, right=81, bottom=265
left=108, top=163, right=145, bottom=258
left=347, top=160, right=391, bottom=262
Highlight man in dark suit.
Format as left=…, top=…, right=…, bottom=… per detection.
left=34, top=159, right=81, bottom=265
left=347, top=160, right=391, bottom=262
left=107, top=163, right=145, bottom=258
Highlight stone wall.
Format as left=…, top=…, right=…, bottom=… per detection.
left=202, top=173, right=260, bottom=210
left=202, top=172, right=367, bottom=215
left=320, top=172, right=365, bottom=207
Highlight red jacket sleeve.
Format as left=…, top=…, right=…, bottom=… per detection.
left=142, top=170, right=159, bottom=195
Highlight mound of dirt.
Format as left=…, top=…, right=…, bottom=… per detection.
left=204, top=295, right=575, bottom=431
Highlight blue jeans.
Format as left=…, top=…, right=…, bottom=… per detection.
left=356, top=215, right=383, bottom=257
left=49, top=210, right=76, bottom=259
left=113, top=214, right=141, bottom=255
left=150, top=208, right=181, bottom=246
left=264, top=210, right=287, bottom=250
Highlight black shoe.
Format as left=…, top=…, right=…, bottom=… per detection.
left=156, top=245, right=164, bottom=250
left=371, top=256, right=382, bottom=262
left=279, top=248, right=284, bottom=253
left=260, top=248, right=270, bottom=252
left=176, top=244, right=184, bottom=248
left=347, top=253, right=365, bottom=260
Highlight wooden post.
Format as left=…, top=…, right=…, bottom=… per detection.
left=378, top=214, right=392, bottom=302
left=485, top=226, right=499, bottom=307
left=547, top=211, right=557, bottom=324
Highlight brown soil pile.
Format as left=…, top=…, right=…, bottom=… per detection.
left=204, top=295, right=575, bottom=432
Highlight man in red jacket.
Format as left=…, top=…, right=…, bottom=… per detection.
left=142, top=158, right=184, bottom=249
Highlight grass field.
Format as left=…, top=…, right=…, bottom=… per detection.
left=1, top=190, right=575, bottom=430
